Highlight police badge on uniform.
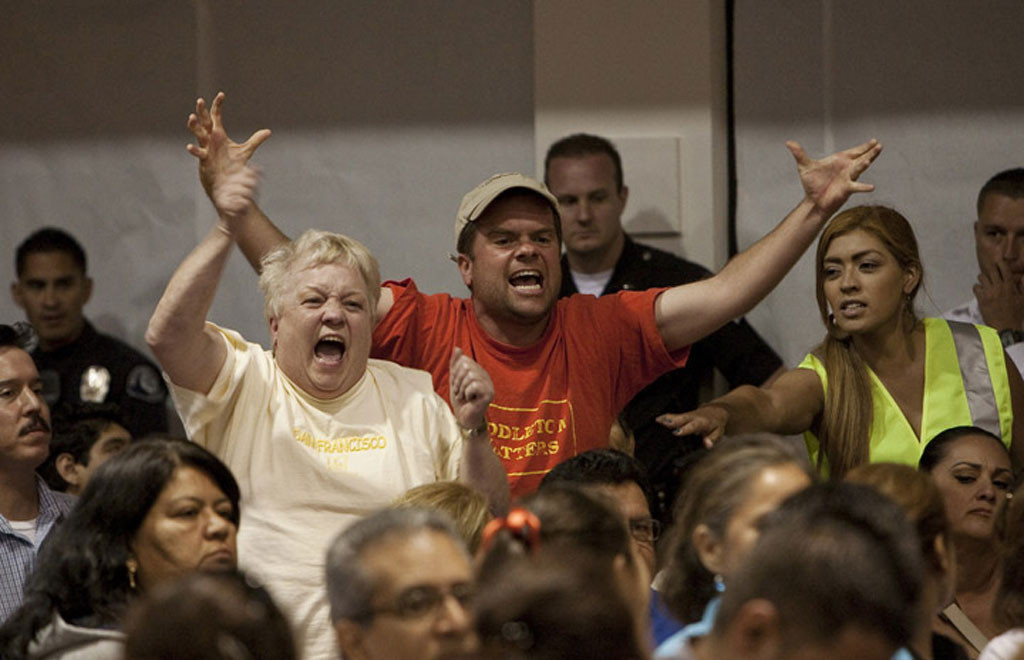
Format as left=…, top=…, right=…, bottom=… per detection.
left=127, top=364, right=166, bottom=403
left=80, top=365, right=111, bottom=403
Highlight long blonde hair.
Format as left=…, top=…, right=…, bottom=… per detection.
left=813, top=206, right=923, bottom=478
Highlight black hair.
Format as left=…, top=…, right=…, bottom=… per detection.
left=540, top=448, right=654, bottom=512
left=977, top=168, right=1024, bottom=214
left=716, top=482, right=923, bottom=651
left=544, top=133, right=624, bottom=192
left=0, top=323, right=33, bottom=350
left=0, top=439, right=240, bottom=659
left=15, top=227, right=87, bottom=277
left=478, top=485, right=634, bottom=584
left=123, top=570, right=296, bottom=660
left=475, top=552, right=645, bottom=660
left=918, top=425, right=1009, bottom=473
left=37, top=403, right=128, bottom=492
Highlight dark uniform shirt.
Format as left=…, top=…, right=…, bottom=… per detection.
left=32, top=321, right=169, bottom=437
left=559, top=235, right=782, bottom=519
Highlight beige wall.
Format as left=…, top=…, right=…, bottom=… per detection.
left=533, top=0, right=729, bottom=270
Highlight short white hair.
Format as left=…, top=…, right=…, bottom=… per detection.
left=258, top=230, right=381, bottom=321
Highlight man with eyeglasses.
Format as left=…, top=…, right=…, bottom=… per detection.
left=539, top=448, right=682, bottom=644
left=326, top=507, right=477, bottom=660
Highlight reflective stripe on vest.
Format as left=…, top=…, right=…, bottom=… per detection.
left=947, top=321, right=1001, bottom=437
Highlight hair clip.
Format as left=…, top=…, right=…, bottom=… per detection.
left=481, top=507, right=541, bottom=554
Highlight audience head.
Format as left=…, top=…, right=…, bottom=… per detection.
left=502, top=486, right=645, bottom=587
left=544, top=133, right=625, bottom=193
left=706, top=482, right=924, bottom=660
left=543, top=134, right=628, bottom=262
left=0, top=322, right=51, bottom=474
left=994, top=481, right=1024, bottom=629
left=38, top=402, right=131, bottom=495
left=453, top=175, right=563, bottom=329
left=478, top=486, right=650, bottom=653
left=454, top=173, right=563, bottom=258
left=846, top=462, right=955, bottom=629
left=11, top=228, right=92, bottom=351
left=325, top=507, right=475, bottom=660
left=974, top=168, right=1024, bottom=282
left=919, top=425, right=1013, bottom=542
left=393, top=481, right=492, bottom=555
left=258, top=229, right=381, bottom=399
left=0, top=439, right=239, bottom=658
left=474, top=552, right=646, bottom=660
left=660, top=437, right=813, bottom=624
left=815, top=205, right=923, bottom=342
left=123, top=570, right=296, bottom=660
left=540, top=448, right=659, bottom=576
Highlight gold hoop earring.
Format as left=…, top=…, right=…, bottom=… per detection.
left=126, top=557, right=138, bottom=590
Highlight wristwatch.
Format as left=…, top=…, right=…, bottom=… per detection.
left=998, top=328, right=1024, bottom=348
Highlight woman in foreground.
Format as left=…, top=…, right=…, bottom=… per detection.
left=0, top=439, right=240, bottom=660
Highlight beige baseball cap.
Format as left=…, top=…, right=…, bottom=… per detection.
left=453, top=172, right=561, bottom=251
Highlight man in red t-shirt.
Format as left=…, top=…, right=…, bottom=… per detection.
left=184, top=92, right=883, bottom=495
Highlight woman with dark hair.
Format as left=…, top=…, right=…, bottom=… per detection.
left=654, top=437, right=812, bottom=659
left=477, top=486, right=650, bottom=658
left=475, top=552, right=646, bottom=660
left=920, top=426, right=1014, bottom=658
left=659, top=206, right=1024, bottom=479
left=0, top=439, right=240, bottom=659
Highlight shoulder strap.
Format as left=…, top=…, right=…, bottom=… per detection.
left=940, top=602, right=988, bottom=653
left=946, top=321, right=1000, bottom=436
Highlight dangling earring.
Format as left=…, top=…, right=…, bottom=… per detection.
left=126, top=557, right=138, bottom=590
left=713, top=574, right=726, bottom=593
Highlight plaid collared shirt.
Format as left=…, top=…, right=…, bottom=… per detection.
left=0, top=478, right=75, bottom=622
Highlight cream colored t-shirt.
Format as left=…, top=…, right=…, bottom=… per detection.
left=170, top=324, right=463, bottom=660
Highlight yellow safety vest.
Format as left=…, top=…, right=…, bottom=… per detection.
left=799, top=318, right=1012, bottom=471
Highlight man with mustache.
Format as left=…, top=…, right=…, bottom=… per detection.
left=945, top=168, right=1024, bottom=378
left=0, top=324, right=75, bottom=622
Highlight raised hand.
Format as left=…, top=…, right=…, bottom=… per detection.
left=213, top=166, right=261, bottom=223
left=788, top=138, right=883, bottom=217
left=186, top=92, right=272, bottom=206
left=657, top=404, right=730, bottom=449
left=976, top=258, right=1024, bottom=331
left=449, top=347, right=494, bottom=433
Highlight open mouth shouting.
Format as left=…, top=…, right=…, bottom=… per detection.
left=314, top=336, right=347, bottom=365
left=509, top=269, right=544, bottom=294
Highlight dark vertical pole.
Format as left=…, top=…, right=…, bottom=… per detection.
left=726, top=0, right=738, bottom=257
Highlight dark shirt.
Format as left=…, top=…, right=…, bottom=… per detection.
left=32, top=321, right=169, bottom=437
left=559, top=235, right=782, bottom=518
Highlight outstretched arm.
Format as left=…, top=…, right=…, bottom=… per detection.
left=655, top=139, right=882, bottom=352
left=186, top=92, right=396, bottom=320
left=146, top=167, right=260, bottom=394
left=657, top=367, right=824, bottom=448
left=449, top=347, right=510, bottom=515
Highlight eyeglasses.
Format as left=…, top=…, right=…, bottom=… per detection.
left=368, top=582, right=474, bottom=621
left=628, top=517, right=662, bottom=544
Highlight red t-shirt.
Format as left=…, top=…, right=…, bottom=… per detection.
left=372, top=279, right=689, bottom=495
